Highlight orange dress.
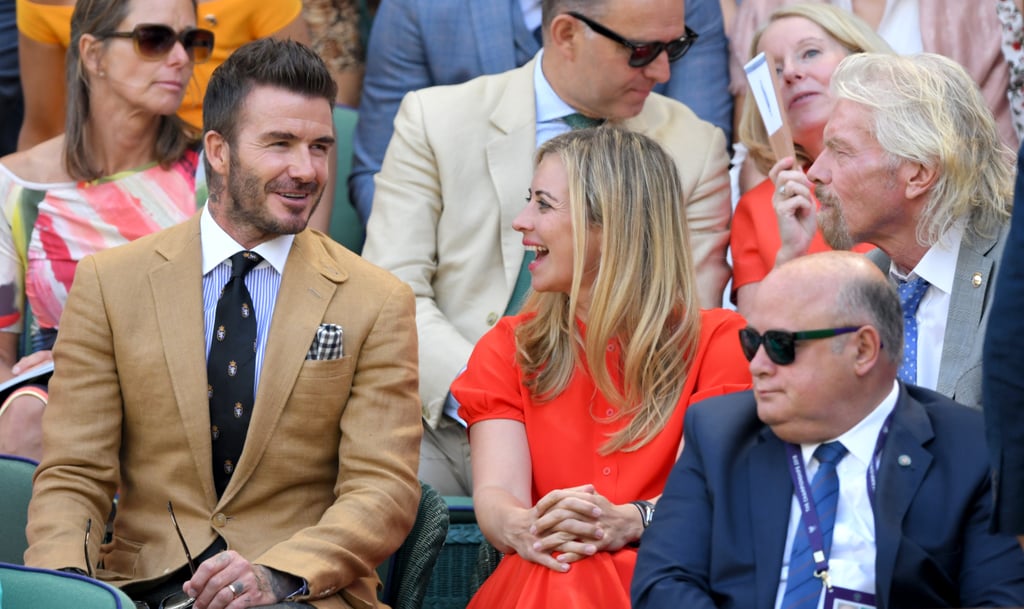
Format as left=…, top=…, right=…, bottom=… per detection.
left=730, top=178, right=874, bottom=296
left=454, top=309, right=752, bottom=609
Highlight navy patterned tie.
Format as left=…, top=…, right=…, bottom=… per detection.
left=897, top=276, right=930, bottom=384
left=781, top=441, right=848, bottom=609
left=208, top=251, right=262, bottom=496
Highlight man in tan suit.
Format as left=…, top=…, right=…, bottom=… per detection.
left=363, top=0, right=731, bottom=497
left=25, top=40, right=421, bottom=609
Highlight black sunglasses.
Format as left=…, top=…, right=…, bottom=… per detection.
left=102, top=24, right=215, bottom=64
left=159, top=501, right=197, bottom=609
left=84, top=504, right=197, bottom=609
left=738, top=326, right=862, bottom=365
left=566, top=11, right=698, bottom=68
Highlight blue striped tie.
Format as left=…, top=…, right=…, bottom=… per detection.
left=781, top=441, right=848, bottom=609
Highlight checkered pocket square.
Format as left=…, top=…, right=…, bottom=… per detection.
left=307, top=323, right=344, bottom=360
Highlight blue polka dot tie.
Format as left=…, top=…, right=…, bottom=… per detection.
left=781, top=441, right=848, bottom=609
left=208, top=251, right=262, bottom=497
left=897, top=276, right=930, bottom=384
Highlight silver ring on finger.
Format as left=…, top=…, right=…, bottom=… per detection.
left=779, top=184, right=788, bottom=196
left=229, top=581, right=245, bottom=598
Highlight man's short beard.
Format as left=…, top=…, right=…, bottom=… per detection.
left=225, top=148, right=321, bottom=237
left=816, top=185, right=856, bottom=251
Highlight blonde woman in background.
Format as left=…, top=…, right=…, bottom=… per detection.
left=730, top=3, right=891, bottom=314
left=728, top=0, right=1016, bottom=150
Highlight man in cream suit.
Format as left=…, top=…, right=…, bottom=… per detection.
left=25, top=40, right=421, bottom=609
left=350, top=0, right=734, bottom=223
left=773, top=53, right=1013, bottom=409
left=363, top=0, right=731, bottom=496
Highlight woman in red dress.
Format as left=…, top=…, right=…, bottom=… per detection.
left=452, top=127, right=752, bottom=609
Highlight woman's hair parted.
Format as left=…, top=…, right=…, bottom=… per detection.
left=515, top=127, right=701, bottom=454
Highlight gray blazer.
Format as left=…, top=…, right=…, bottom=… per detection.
left=868, top=223, right=1009, bottom=409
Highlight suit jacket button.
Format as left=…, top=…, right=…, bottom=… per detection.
left=213, top=513, right=227, bottom=527
left=486, top=312, right=499, bottom=325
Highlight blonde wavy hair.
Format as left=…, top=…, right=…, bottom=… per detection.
left=831, top=53, right=1014, bottom=245
left=738, top=3, right=892, bottom=175
left=515, top=127, right=701, bottom=454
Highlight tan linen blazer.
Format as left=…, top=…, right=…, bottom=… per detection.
left=25, top=214, right=422, bottom=609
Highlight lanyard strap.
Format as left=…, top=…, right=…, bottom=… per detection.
left=866, top=412, right=894, bottom=504
left=785, top=444, right=831, bottom=577
left=784, top=414, right=894, bottom=586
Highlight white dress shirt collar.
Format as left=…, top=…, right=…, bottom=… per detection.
left=200, top=204, right=294, bottom=276
left=888, top=219, right=964, bottom=296
left=533, top=50, right=580, bottom=146
left=800, top=380, right=900, bottom=471
left=776, top=380, right=900, bottom=609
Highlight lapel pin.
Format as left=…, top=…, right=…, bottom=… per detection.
left=971, top=272, right=982, bottom=288
left=205, top=14, right=218, bottom=27
left=897, top=455, right=912, bottom=467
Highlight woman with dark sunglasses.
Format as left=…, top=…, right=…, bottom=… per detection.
left=0, top=0, right=207, bottom=460
left=15, top=0, right=310, bottom=148
left=452, top=127, right=752, bottom=609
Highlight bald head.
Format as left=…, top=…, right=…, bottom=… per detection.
left=759, top=252, right=903, bottom=365
left=747, top=252, right=902, bottom=444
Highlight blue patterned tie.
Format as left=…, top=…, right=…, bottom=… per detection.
left=897, top=276, right=930, bottom=384
left=781, top=441, right=848, bottom=609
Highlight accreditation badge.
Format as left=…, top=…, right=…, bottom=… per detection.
left=825, top=586, right=876, bottom=609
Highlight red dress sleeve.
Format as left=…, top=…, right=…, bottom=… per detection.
left=688, top=309, right=753, bottom=405
left=730, top=179, right=778, bottom=292
left=454, top=315, right=528, bottom=425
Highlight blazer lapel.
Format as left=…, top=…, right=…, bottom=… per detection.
left=937, top=229, right=1000, bottom=395
left=872, top=385, right=934, bottom=609
left=486, top=60, right=539, bottom=296
left=749, top=429, right=793, bottom=609
left=219, top=231, right=344, bottom=503
left=149, top=215, right=218, bottom=504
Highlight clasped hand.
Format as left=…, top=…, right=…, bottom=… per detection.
left=516, top=484, right=639, bottom=572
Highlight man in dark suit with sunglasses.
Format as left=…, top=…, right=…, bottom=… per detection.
left=632, top=251, right=1024, bottom=609
left=363, top=0, right=732, bottom=499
